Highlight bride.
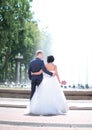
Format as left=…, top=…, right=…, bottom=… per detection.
left=25, top=55, right=68, bottom=115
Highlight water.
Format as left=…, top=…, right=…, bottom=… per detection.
left=32, top=0, right=92, bottom=87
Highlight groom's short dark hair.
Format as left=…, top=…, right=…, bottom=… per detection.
left=47, top=55, right=54, bottom=63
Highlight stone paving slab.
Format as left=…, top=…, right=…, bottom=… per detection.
left=0, top=107, right=92, bottom=124
left=0, top=107, right=92, bottom=130
left=0, top=125, right=92, bottom=130
left=0, top=98, right=92, bottom=130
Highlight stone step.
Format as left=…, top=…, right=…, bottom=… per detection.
left=0, top=98, right=92, bottom=110
left=0, top=88, right=92, bottom=100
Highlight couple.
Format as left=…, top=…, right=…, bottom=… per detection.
left=25, top=50, right=68, bottom=115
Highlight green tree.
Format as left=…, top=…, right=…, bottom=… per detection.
left=0, top=0, right=41, bottom=82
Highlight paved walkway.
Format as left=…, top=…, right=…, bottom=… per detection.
left=0, top=98, right=92, bottom=110
left=0, top=98, right=92, bottom=130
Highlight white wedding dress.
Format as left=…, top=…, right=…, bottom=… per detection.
left=25, top=71, right=68, bottom=115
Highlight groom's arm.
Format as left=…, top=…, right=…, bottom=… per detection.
left=28, top=63, right=32, bottom=80
left=41, top=60, right=53, bottom=76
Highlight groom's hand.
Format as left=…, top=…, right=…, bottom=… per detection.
left=31, top=70, right=43, bottom=75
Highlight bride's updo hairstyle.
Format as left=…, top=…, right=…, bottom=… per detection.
left=47, top=55, right=54, bottom=63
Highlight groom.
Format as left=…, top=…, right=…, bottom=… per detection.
left=28, top=50, right=54, bottom=100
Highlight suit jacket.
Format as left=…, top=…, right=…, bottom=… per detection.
left=28, top=57, right=53, bottom=85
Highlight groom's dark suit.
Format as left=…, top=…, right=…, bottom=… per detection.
left=28, top=57, right=53, bottom=100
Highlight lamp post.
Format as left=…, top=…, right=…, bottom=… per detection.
left=15, top=53, right=23, bottom=84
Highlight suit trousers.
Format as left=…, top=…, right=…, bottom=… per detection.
left=30, top=79, right=43, bottom=100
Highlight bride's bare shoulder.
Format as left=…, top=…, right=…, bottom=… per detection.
left=46, top=63, right=57, bottom=71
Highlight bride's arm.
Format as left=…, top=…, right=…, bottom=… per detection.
left=54, top=65, right=61, bottom=83
left=31, top=70, right=43, bottom=75
left=54, top=65, right=67, bottom=85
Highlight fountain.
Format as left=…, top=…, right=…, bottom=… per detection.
left=32, top=0, right=92, bottom=88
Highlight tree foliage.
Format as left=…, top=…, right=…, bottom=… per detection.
left=0, top=0, right=41, bottom=82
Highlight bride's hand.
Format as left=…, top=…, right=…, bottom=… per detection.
left=60, top=80, right=67, bottom=85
